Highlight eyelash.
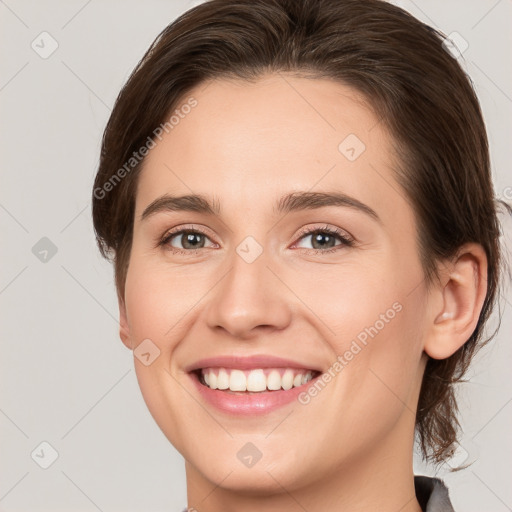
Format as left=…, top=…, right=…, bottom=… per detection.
left=158, top=224, right=354, bottom=256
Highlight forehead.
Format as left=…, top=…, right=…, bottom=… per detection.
left=135, top=73, right=410, bottom=229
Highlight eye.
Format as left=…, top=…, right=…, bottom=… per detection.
left=158, top=224, right=354, bottom=255
left=293, top=224, right=354, bottom=254
left=158, top=225, right=216, bottom=254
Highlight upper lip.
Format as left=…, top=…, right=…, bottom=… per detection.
left=185, top=355, right=322, bottom=373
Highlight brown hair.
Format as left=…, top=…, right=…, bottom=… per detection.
left=92, top=0, right=510, bottom=465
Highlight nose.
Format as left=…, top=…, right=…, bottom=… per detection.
left=204, top=245, right=292, bottom=340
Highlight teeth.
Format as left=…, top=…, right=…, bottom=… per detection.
left=217, top=368, right=229, bottom=390
left=229, top=370, right=247, bottom=391
left=247, top=369, right=267, bottom=392
left=209, top=371, right=218, bottom=390
left=267, top=370, right=281, bottom=390
left=200, top=367, right=315, bottom=392
left=281, top=369, right=294, bottom=390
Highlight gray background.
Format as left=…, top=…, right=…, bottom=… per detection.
left=1, top=0, right=511, bottom=510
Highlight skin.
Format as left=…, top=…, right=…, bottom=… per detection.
left=118, top=73, right=488, bottom=512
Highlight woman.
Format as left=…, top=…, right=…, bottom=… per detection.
left=92, top=0, right=510, bottom=510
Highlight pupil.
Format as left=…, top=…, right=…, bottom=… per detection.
left=313, top=232, right=335, bottom=249
left=183, top=232, right=204, bottom=249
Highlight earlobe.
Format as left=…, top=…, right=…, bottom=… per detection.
left=424, top=243, right=488, bottom=360
left=118, top=296, right=133, bottom=350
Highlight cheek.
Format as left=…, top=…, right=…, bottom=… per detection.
left=310, top=250, right=426, bottom=406
left=123, top=255, right=194, bottom=348
left=291, top=256, right=409, bottom=347
left=123, top=256, right=199, bottom=452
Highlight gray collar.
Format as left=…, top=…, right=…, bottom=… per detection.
left=415, top=475, right=455, bottom=511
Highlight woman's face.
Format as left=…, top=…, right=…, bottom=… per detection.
left=120, top=73, right=432, bottom=497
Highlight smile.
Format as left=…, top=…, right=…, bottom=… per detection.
left=198, top=367, right=316, bottom=392
left=186, top=355, right=323, bottom=415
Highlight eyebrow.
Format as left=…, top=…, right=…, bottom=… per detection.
left=140, top=191, right=381, bottom=223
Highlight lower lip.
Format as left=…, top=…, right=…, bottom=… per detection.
left=189, top=372, right=320, bottom=415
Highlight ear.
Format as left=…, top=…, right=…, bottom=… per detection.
left=424, top=243, right=488, bottom=360
left=118, top=295, right=134, bottom=350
